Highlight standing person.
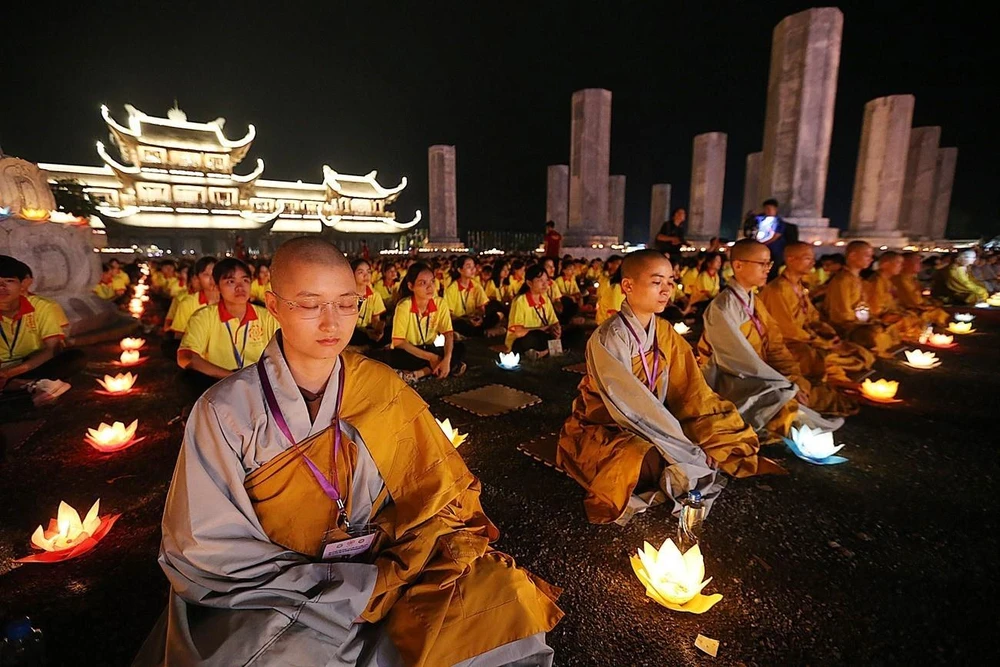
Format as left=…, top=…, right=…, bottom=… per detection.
left=360, top=239, right=371, bottom=262
left=389, top=262, right=466, bottom=381
left=654, top=207, right=687, bottom=255
left=350, top=259, right=388, bottom=347
left=506, top=264, right=561, bottom=359
left=543, top=221, right=563, bottom=259
left=744, top=199, right=798, bottom=280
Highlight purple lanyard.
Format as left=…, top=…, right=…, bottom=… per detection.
left=257, top=359, right=350, bottom=528
left=619, top=314, right=660, bottom=394
left=729, top=286, right=767, bottom=340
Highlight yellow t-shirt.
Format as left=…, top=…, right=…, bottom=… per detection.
left=595, top=283, right=625, bottom=324
left=689, top=271, right=720, bottom=305
left=170, top=292, right=211, bottom=333
left=506, top=292, right=557, bottom=350
left=111, top=271, right=130, bottom=292
left=444, top=280, right=488, bottom=318
left=554, top=276, right=581, bottom=297
left=680, top=267, right=699, bottom=296
left=391, top=296, right=453, bottom=348
left=545, top=280, right=564, bottom=303
left=179, top=302, right=279, bottom=371
left=373, top=279, right=400, bottom=305
left=93, top=282, right=117, bottom=300
left=479, top=277, right=501, bottom=302
left=161, top=276, right=184, bottom=297
left=1, top=295, right=68, bottom=368
left=357, top=288, right=387, bottom=329
left=250, top=279, right=271, bottom=304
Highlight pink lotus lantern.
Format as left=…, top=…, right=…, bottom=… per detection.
left=927, top=333, right=954, bottom=348
left=17, top=499, right=120, bottom=563
left=120, top=350, right=140, bottom=365
left=120, top=337, right=145, bottom=351
left=85, top=419, right=142, bottom=452
left=96, top=372, right=137, bottom=394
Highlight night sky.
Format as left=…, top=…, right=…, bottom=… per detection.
left=2, top=1, right=995, bottom=242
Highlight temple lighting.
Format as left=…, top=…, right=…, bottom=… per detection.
left=785, top=424, right=847, bottom=465
left=673, top=322, right=692, bottom=335
left=120, top=337, right=145, bottom=351
left=19, top=499, right=120, bottom=564
left=861, top=378, right=899, bottom=402
left=904, top=349, right=940, bottom=369
left=497, top=352, right=520, bottom=370
left=436, top=418, right=468, bottom=448
left=630, top=539, right=722, bottom=614
left=946, top=321, right=974, bottom=334
left=85, top=419, right=140, bottom=453
left=96, top=372, right=137, bottom=394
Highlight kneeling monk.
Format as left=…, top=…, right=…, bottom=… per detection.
left=698, top=240, right=843, bottom=441
left=558, top=250, right=780, bottom=526
left=136, top=237, right=562, bottom=667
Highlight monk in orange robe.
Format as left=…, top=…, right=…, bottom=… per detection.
left=558, top=250, right=780, bottom=526
left=866, top=251, right=928, bottom=340
left=820, top=240, right=898, bottom=357
left=892, top=252, right=950, bottom=326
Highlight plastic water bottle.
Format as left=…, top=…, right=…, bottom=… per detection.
left=676, top=490, right=706, bottom=552
left=0, top=617, right=46, bottom=666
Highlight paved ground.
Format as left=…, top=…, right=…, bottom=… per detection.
left=1, top=313, right=997, bottom=665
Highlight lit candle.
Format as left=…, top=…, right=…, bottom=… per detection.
left=96, top=372, right=138, bottom=394
left=861, top=378, right=899, bottom=402
left=630, top=538, right=722, bottom=613
left=904, top=349, right=939, bottom=369
left=120, top=337, right=146, bottom=351
left=120, top=350, right=140, bottom=365
left=85, top=419, right=140, bottom=452
left=498, top=352, right=520, bottom=370
left=946, top=321, right=973, bottom=334
left=927, top=333, right=954, bottom=347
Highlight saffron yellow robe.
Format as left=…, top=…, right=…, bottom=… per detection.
left=891, top=273, right=949, bottom=325
left=866, top=272, right=928, bottom=339
left=820, top=270, right=898, bottom=357
left=934, top=264, right=989, bottom=304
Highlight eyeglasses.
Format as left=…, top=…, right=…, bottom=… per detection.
left=268, top=291, right=363, bottom=319
left=739, top=259, right=775, bottom=269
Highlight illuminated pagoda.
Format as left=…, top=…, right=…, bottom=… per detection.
left=40, top=104, right=420, bottom=254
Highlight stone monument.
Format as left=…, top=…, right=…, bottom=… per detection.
left=847, top=95, right=914, bottom=246
left=688, top=132, right=727, bottom=241
left=649, top=184, right=671, bottom=246
left=899, top=126, right=942, bottom=240
left=742, top=152, right=762, bottom=217
left=608, top=175, right=626, bottom=244
left=758, top=7, right=843, bottom=243
left=546, top=165, right=569, bottom=232
left=566, top=88, right=615, bottom=248
left=928, top=147, right=958, bottom=240
left=427, top=145, right=462, bottom=249
left=0, top=155, right=119, bottom=337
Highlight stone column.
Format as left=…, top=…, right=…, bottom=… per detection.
left=649, top=183, right=671, bottom=245
left=688, top=132, right=727, bottom=240
left=608, top=175, right=626, bottom=243
left=546, top=165, right=569, bottom=233
left=899, top=127, right=942, bottom=239
left=427, top=145, right=461, bottom=247
left=847, top=95, right=914, bottom=243
left=759, top=7, right=843, bottom=243
left=742, top=152, right=762, bottom=217
left=928, top=147, right=958, bottom=240
left=567, top=88, right=614, bottom=247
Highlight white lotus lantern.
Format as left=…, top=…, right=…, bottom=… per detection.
left=630, top=538, right=722, bottom=613
left=433, top=333, right=445, bottom=348
left=498, top=352, right=520, bottom=369
left=436, top=418, right=468, bottom=448
left=120, top=350, right=140, bottom=365
left=120, top=337, right=145, bottom=351
left=954, top=313, right=974, bottom=323
left=946, top=321, right=973, bottom=334
left=903, top=349, right=939, bottom=369
left=673, top=322, right=691, bottom=335
left=988, top=294, right=1000, bottom=307
left=96, top=372, right=138, bottom=394
left=30, top=500, right=103, bottom=553
left=85, top=419, right=140, bottom=452
left=789, top=425, right=844, bottom=460
left=861, top=378, right=899, bottom=402
left=927, top=333, right=954, bottom=347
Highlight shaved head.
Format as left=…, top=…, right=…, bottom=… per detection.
left=730, top=239, right=768, bottom=261
left=784, top=242, right=813, bottom=258
left=270, top=236, right=350, bottom=293
left=845, top=240, right=871, bottom=256
left=621, top=249, right=672, bottom=280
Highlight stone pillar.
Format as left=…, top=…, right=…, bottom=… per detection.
left=427, top=145, right=461, bottom=247
left=899, top=127, right=942, bottom=239
left=649, top=183, right=671, bottom=245
left=759, top=7, right=843, bottom=243
left=546, top=165, right=569, bottom=233
left=847, top=95, right=914, bottom=244
left=928, top=147, right=958, bottom=240
left=608, top=175, right=626, bottom=243
left=567, top=88, right=614, bottom=247
left=742, top=152, right=762, bottom=217
left=688, top=132, right=727, bottom=240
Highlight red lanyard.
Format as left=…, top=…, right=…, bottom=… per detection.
left=729, top=286, right=767, bottom=341
left=619, top=314, right=660, bottom=394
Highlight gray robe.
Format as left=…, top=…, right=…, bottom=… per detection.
left=701, top=283, right=842, bottom=433
left=134, top=337, right=551, bottom=666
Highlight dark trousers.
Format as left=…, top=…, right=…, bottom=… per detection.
left=388, top=342, right=465, bottom=373
left=180, top=369, right=220, bottom=403
left=351, top=326, right=390, bottom=348
left=17, top=348, right=87, bottom=381
left=557, top=296, right=580, bottom=325
left=511, top=330, right=553, bottom=354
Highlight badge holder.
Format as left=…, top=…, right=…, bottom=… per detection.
left=322, top=523, right=378, bottom=561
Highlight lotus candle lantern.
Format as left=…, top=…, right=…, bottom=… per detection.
left=433, top=334, right=445, bottom=348
left=903, top=349, right=940, bottom=369
left=861, top=378, right=900, bottom=403
left=497, top=352, right=520, bottom=370
left=946, top=321, right=974, bottom=334
left=854, top=303, right=870, bottom=323
left=120, top=337, right=145, bottom=351
left=120, top=350, right=140, bottom=365
left=47, top=211, right=87, bottom=225
left=927, top=333, right=954, bottom=348
left=673, top=322, right=692, bottom=335
left=784, top=424, right=847, bottom=465
left=20, top=208, right=51, bottom=222
left=0, top=205, right=12, bottom=220
left=17, top=499, right=120, bottom=564
left=436, top=418, right=468, bottom=448
left=989, top=294, right=1000, bottom=307
left=630, top=538, right=722, bottom=613
left=85, top=419, right=142, bottom=452
left=96, top=372, right=137, bottom=394
left=954, top=313, right=975, bottom=323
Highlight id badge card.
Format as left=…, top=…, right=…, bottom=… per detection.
left=547, top=338, right=564, bottom=357
left=322, top=525, right=378, bottom=561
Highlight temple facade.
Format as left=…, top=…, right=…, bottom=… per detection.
left=40, top=104, right=420, bottom=254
